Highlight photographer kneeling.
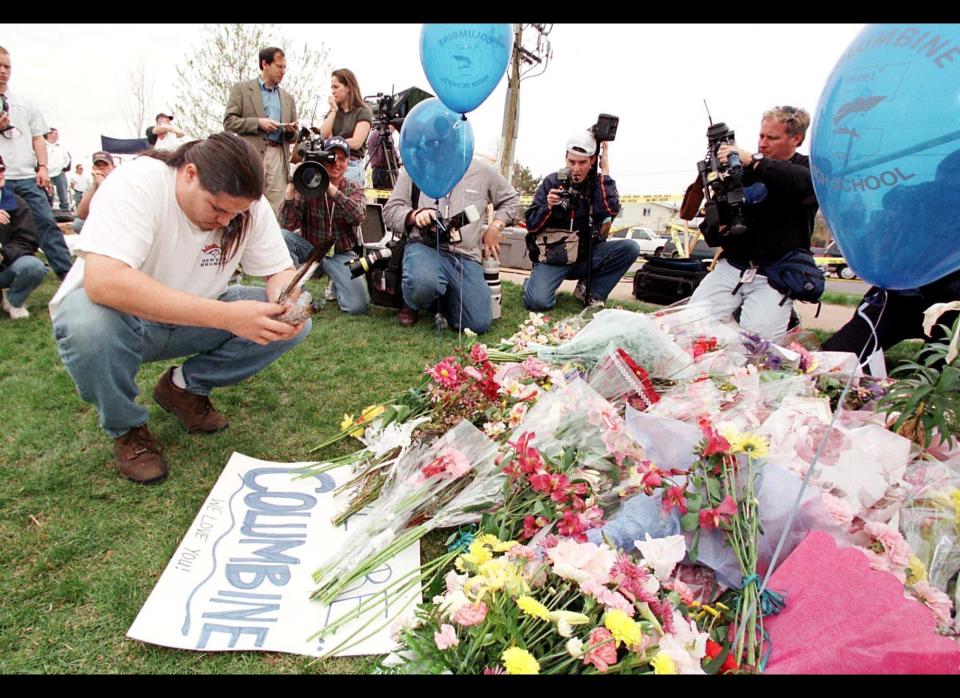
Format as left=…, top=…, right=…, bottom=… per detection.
left=280, top=136, right=369, bottom=316
left=523, top=131, right=637, bottom=310
left=688, top=106, right=818, bottom=343
left=383, top=158, right=519, bottom=333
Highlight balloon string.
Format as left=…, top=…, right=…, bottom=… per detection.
left=758, top=293, right=888, bottom=600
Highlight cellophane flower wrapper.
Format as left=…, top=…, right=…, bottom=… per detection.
left=497, top=311, right=585, bottom=353
left=763, top=531, right=960, bottom=674
left=586, top=346, right=660, bottom=412
left=312, top=420, right=498, bottom=592
left=528, top=309, right=698, bottom=380
left=900, top=460, right=960, bottom=599
left=624, top=407, right=702, bottom=475
left=760, top=395, right=913, bottom=522
left=510, top=378, right=646, bottom=509
left=651, top=301, right=748, bottom=373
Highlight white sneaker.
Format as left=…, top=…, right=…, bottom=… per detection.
left=324, top=282, right=336, bottom=301
left=2, top=290, right=30, bottom=319
left=572, top=280, right=604, bottom=308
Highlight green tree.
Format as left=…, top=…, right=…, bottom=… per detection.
left=172, top=24, right=332, bottom=140
left=511, top=162, right=540, bottom=195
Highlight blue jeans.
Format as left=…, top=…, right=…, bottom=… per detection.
left=0, top=255, right=47, bottom=307
left=72, top=190, right=83, bottom=208
left=51, top=172, right=71, bottom=211
left=51, top=285, right=312, bottom=438
left=523, top=239, right=640, bottom=311
left=402, top=241, right=492, bottom=334
left=281, top=229, right=369, bottom=315
left=345, top=159, right=365, bottom=187
left=6, top=178, right=74, bottom=278
left=72, top=217, right=85, bottom=234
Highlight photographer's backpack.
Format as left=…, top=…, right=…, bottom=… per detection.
left=364, top=182, right=421, bottom=308
left=632, top=256, right=710, bottom=305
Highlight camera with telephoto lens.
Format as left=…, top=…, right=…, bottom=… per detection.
left=418, top=205, right=480, bottom=248
left=346, top=234, right=406, bottom=279
left=291, top=127, right=335, bottom=198
left=698, top=121, right=748, bottom=240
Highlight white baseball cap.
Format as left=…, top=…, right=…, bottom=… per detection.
left=566, top=130, right=597, bottom=157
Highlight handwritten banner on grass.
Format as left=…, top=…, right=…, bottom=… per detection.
left=127, top=452, right=420, bottom=657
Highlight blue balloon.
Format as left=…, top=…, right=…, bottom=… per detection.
left=811, top=23, right=960, bottom=289
left=399, top=98, right=474, bottom=200
left=419, top=23, right=513, bottom=114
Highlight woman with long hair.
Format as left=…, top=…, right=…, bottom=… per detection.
left=319, top=68, right=373, bottom=188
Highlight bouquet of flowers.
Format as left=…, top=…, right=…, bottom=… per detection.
left=311, top=420, right=499, bottom=605
left=381, top=534, right=711, bottom=674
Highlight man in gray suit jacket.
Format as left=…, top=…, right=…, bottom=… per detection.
left=224, top=47, right=298, bottom=217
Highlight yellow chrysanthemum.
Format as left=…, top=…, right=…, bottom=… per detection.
left=651, top=652, right=677, bottom=674
left=492, top=539, right=519, bottom=553
left=720, top=428, right=743, bottom=451
left=501, top=647, right=540, bottom=675
left=603, top=609, right=643, bottom=648
left=907, top=555, right=928, bottom=585
left=478, top=558, right=527, bottom=595
left=460, top=540, right=494, bottom=568
left=475, top=533, right=501, bottom=548
left=735, top=433, right=769, bottom=460
left=516, top=595, right=551, bottom=621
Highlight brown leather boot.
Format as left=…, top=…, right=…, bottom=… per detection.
left=113, top=424, right=168, bottom=484
left=152, top=367, right=229, bottom=433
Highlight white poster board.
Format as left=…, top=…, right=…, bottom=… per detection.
left=127, top=452, right=421, bottom=658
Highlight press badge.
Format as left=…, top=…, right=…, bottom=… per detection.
left=741, top=268, right=757, bottom=284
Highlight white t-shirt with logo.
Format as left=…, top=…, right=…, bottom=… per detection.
left=50, top=156, right=292, bottom=317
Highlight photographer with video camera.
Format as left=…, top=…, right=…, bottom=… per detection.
left=382, top=157, right=520, bottom=333
left=523, top=125, right=637, bottom=311
left=685, top=105, right=819, bottom=343
left=279, top=135, right=370, bottom=316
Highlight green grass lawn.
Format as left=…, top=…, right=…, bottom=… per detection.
left=0, top=274, right=652, bottom=674
left=0, top=271, right=923, bottom=674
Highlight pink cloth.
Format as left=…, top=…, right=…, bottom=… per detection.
left=764, top=531, right=960, bottom=674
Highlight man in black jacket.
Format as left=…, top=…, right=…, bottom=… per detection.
left=0, top=154, right=47, bottom=319
left=523, top=131, right=639, bottom=310
left=689, top=106, right=818, bottom=342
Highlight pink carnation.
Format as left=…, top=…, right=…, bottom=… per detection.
left=582, top=627, right=618, bottom=673
left=521, top=357, right=549, bottom=378
left=426, top=357, right=462, bottom=388
left=911, top=581, right=954, bottom=628
left=434, top=623, right=459, bottom=650
left=420, top=446, right=471, bottom=480
left=821, top=492, right=854, bottom=527
left=470, top=343, right=489, bottom=363
left=669, top=578, right=696, bottom=606
left=454, top=602, right=488, bottom=628
left=857, top=520, right=912, bottom=583
left=580, top=579, right=635, bottom=616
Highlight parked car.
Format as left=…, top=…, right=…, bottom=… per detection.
left=609, top=226, right=669, bottom=257
left=661, top=237, right=718, bottom=262
left=815, top=241, right=858, bottom=279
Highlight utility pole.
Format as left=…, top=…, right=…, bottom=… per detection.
left=497, top=24, right=552, bottom=183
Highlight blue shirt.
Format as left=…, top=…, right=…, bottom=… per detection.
left=259, top=79, right=282, bottom=144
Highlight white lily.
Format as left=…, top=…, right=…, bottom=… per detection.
left=922, top=301, right=960, bottom=364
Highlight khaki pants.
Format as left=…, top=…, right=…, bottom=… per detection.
left=262, top=145, right=288, bottom=218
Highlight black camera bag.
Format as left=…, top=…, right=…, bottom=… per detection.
left=632, top=256, right=710, bottom=304
left=761, top=248, right=825, bottom=304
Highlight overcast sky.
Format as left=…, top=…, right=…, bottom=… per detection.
left=5, top=23, right=864, bottom=194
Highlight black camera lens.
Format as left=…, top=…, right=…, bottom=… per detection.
left=347, top=247, right=393, bottom=279
left=292, top=163, right=329, bottom=198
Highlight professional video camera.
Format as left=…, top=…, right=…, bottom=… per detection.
left=291, top=126, right=335, bottom=198
left=698, top=119, right=748, bottom=240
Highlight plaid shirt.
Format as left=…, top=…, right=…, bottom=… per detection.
left=279, top=178, right=366, bottom=256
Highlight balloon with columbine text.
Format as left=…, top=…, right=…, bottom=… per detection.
left=399, top=98, right=474, bottom=200
left=419, top=24, right=513, bottom=115
left=810, top=23, right=960, bottom=289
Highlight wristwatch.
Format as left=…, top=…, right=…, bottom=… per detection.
left=493, top=220, right=506, bottom=232
left=751, top=153, right=764, bottom=168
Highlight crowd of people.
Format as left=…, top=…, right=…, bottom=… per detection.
left=1, top=41, right=956, bottom=486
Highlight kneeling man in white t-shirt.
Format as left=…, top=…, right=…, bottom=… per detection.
left=50, top=132, right=311, bottom=485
